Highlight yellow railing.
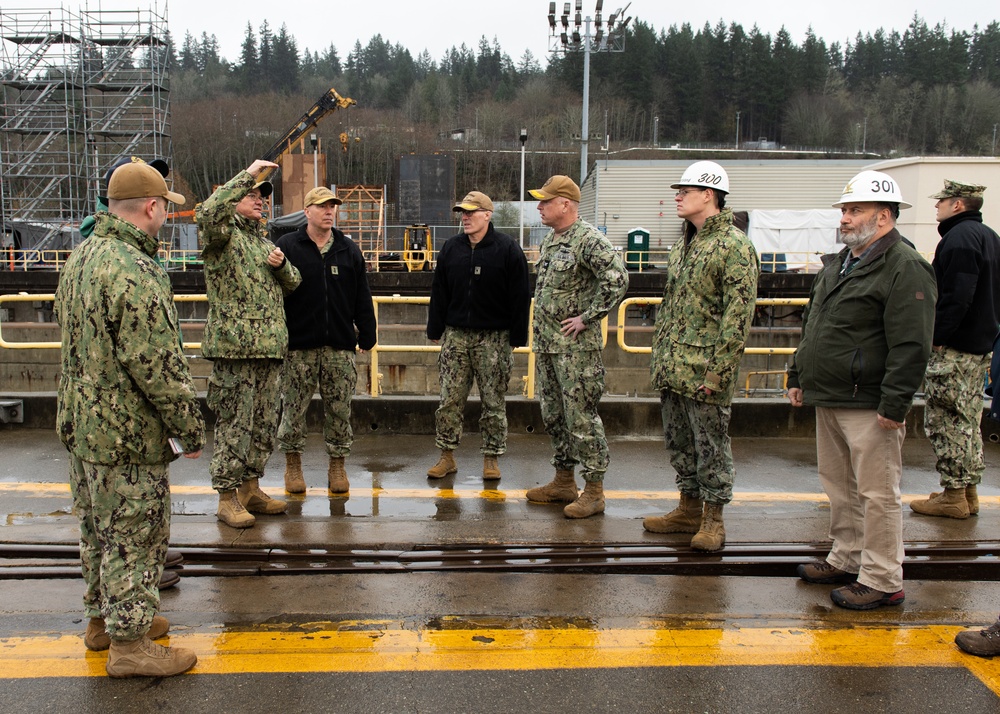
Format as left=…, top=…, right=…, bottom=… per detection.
left=615, top=297, right=809, bottom=355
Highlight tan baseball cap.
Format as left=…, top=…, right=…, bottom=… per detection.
left=453, top=191, right=494, bottom=212
left=304, top=186, right=343, bottom=207
left=529, top=175, right=581, bottom=202
left=107, top=162, right=185, bottom=205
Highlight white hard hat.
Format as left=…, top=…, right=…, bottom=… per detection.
left=833, top=170, right=912, bottom=209
left=671, top=160, right=730, bottom=194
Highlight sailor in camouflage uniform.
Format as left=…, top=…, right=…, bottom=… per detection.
left=197, top=160, right=302, bottom=528
left=55, top=162, right=204, bottom=677
left=644, top=161, right=759, bottom=552
left=275, top=186, right=377, bottom=495
left=525, top=175, right=628, bottom=518
left=912, top=180, right=1000, bottom=520
left=425, top=191, right=530, bottom=482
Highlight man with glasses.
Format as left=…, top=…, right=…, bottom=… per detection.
left=275, top=186, right=377, bottom=495
left=644, top=161, right=758, bottom=551
left=526, top=175, right=628, bottom=518
left=426, top=191, right=530, bottom=481
left=788, top=171, right=935, bottom=610
left=197, top=160, right=301, bottom=528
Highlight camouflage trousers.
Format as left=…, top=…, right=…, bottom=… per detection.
left=278, top=347, right=357, bottom=457
left=207, top=358, right=282, bottom=492
left=924, top=346, right=991, bottom=488
left=536, top=350, right=608, bottom=482
left=660, top=390, right=735, bottom=504
left=435, top=327, right=513, bottom=455
left=70, top=455, right=168, bottom=641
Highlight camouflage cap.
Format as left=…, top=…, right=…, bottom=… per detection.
left=929, top=179, right=986, bottom=200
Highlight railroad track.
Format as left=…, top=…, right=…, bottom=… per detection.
left=2, top=542, right=999, bottom=580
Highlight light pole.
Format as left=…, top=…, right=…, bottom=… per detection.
left=548, top=1, right=631, bottom=184
left=519, top=127, right=528, bottom=248
left=735, top=111, right=740, bottom=150
left=310, top=133, right=319, bottom=186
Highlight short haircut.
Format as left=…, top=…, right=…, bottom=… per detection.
left=960, top=196, right=984, bottom=212
left=875, top=201, right=899, bottom=221
left=108, top=196, right=154, bottom=215
left=707, top=188, right=726, bottom=210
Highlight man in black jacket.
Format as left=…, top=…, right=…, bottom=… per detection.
left=912, top=180, right=1000, bottom=520
left=275, top=187, right=377, bottom=495
left=426, top=191, right=531, bottom=481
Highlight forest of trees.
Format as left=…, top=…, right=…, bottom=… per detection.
left=167, top=14, right=1000, bottom=204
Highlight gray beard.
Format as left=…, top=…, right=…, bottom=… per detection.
left=840, top=217, right=878, bottom=250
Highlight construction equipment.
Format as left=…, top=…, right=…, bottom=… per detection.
left=403, top=224, right=432, bottom=272
left=256, top=87, right=356, bottom=182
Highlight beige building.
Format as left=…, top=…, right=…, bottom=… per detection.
left=581, top=157, right=1000, bottom=258
left=870, top=157, right=1000, bottom=254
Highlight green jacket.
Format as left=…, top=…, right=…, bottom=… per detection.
left=650, top=209, right=759, bottom=405
left=197, top=171, right=301, bottom=359
left=54, top=213, right=205, bottom=465
left=532, top=218, right=628, bottom=354
left=787, top=229, right=937, bottom=422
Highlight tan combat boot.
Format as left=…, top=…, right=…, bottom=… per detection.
left=526, top=469, right=579, bottom=503
left=239, top=478, right=288, bottom=514
left=284, top=452, right=306, bottom=493
left=643, top=492, right=704, bottom=534
left=910, top=487, right=970, bottom=519
left=563, top=481, right=605, bottom=518
left=328, top=456, right=350, bottom=494
left=483, top=456, right=501, bottom=481
left=691, top=502, right=726, bottom=551
left=85, top=615, right=169, bottom=652
left=427, top=449, right=458, bottom=479
left=967, top=484, right=980, bottom=515
left=217, top=489, right=255, bottom=528
left=106, top=636, right=197, bottom=678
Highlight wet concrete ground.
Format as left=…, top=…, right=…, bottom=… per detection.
left=0, top=428, right=998, bottom=710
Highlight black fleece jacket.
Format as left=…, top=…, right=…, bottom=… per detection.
left=276, top=227, right=377, bottom=351
left=932, top=210, right=1000, bottom=354
left=426, top=224, right=531, bottom=347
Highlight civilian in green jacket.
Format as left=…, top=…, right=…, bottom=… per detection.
left=788, top=170, right=936, bottom=611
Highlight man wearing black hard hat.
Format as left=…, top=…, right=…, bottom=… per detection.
left=80, top=156, right=170, bottom=239
left=196, top=161, right=302, bottom=529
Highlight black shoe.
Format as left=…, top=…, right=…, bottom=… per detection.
left=797, top=561, right=857, bottom=584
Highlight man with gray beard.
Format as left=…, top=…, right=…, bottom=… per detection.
left=787, top=171, right=936, bottom=611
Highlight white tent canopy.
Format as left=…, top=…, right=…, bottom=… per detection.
left=747, top=209, right=842, bottom=272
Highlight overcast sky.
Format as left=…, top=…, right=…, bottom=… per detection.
left=7, top=1, right=992, bottom=67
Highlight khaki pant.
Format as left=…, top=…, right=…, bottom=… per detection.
left=816, top=407, right=905, bottom=593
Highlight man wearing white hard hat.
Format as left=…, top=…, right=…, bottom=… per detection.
left=644, top=161, right=759, bottom=552
left=788, top=170, right=936, bottom=610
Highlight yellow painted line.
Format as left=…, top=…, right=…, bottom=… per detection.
left=2, top=482, right=998, bottom=506
left=1, top=625, right=998, bottom=693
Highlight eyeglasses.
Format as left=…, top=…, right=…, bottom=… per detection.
left=245, top=194, right=264, bottom=204
left=675, top=188, right=705, bottom=197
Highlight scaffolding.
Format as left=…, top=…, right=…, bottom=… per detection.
left=337, top=184, right=386, bottom=261
left=1, top=3, right=172, bottom=255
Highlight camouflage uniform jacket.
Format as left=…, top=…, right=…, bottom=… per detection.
left=532, top=218, right=628, bottom=354
left=197, top=170, right=301, bottom=359
left=650, top=209, right=759, bottom=405
left=54, top=212, right=206, bottom=465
